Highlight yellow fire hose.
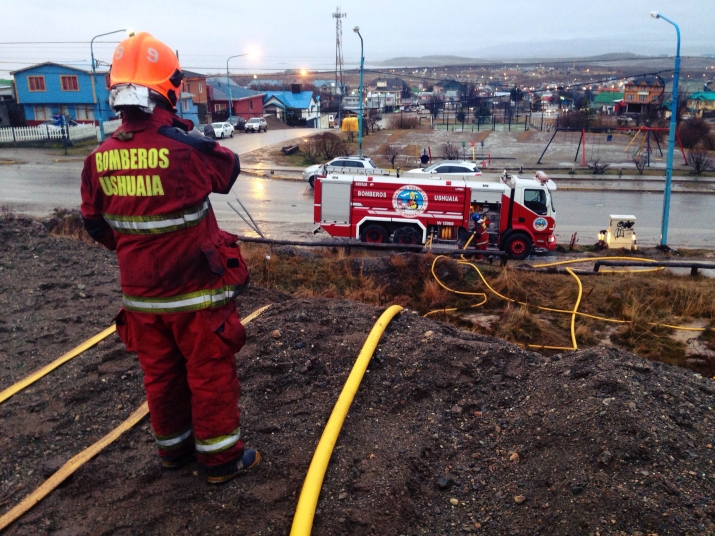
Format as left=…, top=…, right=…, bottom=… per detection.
left=290, top=305, right=403, bottom=536
left=0, top=324, right=117, bottom=405
left=425, top=255, right=705, bottom=352
left=0, top=304, right=271, bottom=532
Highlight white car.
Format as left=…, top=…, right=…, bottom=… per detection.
left=408, top=160, right=482, bottom=176
left=245, top=117, right=267, bottom=133
left=211, top=122, right=234, bottom=138
left=303, top=156, right=378, bottom=188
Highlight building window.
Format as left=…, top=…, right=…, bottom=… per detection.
left=76, top=105, right=95, bottom=121
left=627, top=94, right=634, bottom=102
left=60, top=105, right=70, bottom=117
left=186, top=82, right=191, bottom=93
left=28, top=76, right=46, bottom=92
left=215, top=103, right=226, bottom=111
left=183, top=99, right=190, bottom=111
left=249, top=100, right=253, bottom=110
left=34, top=106, right=52, bottom=120
left=198, top=82, right=203, bottom=93
left=639, top=95, right=647, bottom=103
left=60, top=75, right=79, bottom=91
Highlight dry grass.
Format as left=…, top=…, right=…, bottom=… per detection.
left=30, top=216, right=715, bottom=373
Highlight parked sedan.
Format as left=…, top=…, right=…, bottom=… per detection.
left=408, top=160, right=482, bottom=176
left=244, top=117, right=267, bottom=133
left=211, top=122, right=234, bottom=138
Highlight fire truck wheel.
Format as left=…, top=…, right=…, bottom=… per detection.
left=392, top=226, right=421, bottom=245
left=309, top=176, right=315, bottom=188
left=360, top=224, right=388, bottom=244
left=504, top=233, right=533, bottom=260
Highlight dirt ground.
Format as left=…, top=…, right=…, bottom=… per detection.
left=1, top=218, right=715, bottom=535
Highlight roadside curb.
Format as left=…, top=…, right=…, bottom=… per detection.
left=0, top=159, right=18, bottom=165
left=54, top=158, right=84, bottom=163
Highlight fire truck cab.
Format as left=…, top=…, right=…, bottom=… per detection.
left=314, top=166, right=557, bottom=259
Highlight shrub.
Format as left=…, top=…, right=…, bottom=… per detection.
left=678, top=117, right=714, bottom=149
left=388, top=114, right=419, bottom=130
left=687, top=144, right=713, bottom=175
left=301, top=132, right=349, bottom=164
left=438, top=141, right=460, bottom=160
left=384, top=144, right=400, bottom=168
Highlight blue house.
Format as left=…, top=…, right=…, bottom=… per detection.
left=11, top=62, right=115, bottom=126
left=263, top=90, right=320, bottom=127
left=176, top=92, right=200, bottom=126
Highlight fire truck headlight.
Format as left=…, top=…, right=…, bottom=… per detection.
left=548, top=235, right=555, bottom=243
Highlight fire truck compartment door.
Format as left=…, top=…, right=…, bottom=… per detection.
left=470, top=190, right=503, bottom=204
left=321, top=182, right=352, bottom=223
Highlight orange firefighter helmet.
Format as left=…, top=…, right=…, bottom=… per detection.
left=109, top=32, right=183, bottom=106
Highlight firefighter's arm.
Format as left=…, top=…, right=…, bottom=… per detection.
left=80, top=164, right=116, bottom=251
left=193, top=143, right=240, bottom=194
left=160, top=126, right=240, bottom=194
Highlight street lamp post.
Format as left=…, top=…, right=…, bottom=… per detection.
left=91, top=29, right=131, bottom=141
left=226, top=54, right=248, bottom=124
left=353, top=26, right=364, bottom=157
left=651, top=11, right=681, bottom=248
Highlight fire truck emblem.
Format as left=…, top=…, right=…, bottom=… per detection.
left=533, top=217, right=548, bottom=232
left=393, top=186, right=428, bottom=217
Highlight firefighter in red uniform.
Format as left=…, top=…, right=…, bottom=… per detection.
left=470, top=203, right=489, bottom=259
left=80, top=32, right=259, bottom=484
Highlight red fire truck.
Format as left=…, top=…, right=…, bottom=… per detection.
left=314, top=167, right=557, bottom=259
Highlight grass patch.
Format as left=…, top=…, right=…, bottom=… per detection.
left=239, top=244, right=715, bottom=375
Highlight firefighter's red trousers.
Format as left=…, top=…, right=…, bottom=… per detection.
left=116, top=303, right=246, bottom=467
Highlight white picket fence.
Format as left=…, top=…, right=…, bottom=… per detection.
left=102, top=119, right=122, bottom=136
left=0, top=123, right=99, bottom=144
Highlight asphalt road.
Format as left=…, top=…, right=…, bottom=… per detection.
left=0, top=128, right=317, bottom=217
left=1, top=131, right=713, bottom=248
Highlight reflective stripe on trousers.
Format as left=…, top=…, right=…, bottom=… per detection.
left=195, top=427, right=241, bottom=454
left=122, top=285, right=240, bottom=314
left=155, top=427, right=193, bottom=450
left=103, top=199, right=210, bottom=235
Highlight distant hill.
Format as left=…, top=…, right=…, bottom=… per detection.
left=376, top=55, right=485, bottom=67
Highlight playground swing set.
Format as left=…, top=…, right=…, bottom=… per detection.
left=537, top=126, right=688, bottom=167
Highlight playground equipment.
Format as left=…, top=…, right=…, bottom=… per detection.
left=623, top=126, right=688, bottom=167
left=536, top=126, right=688, bottom=167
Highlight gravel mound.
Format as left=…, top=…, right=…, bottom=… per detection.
left=1, top=219, right=713, bottom=535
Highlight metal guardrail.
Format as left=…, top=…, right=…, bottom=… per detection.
left=594, top=260, right=715, bottom=276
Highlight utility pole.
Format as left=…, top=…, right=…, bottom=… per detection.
left=333, top=6, right=346, bottom=127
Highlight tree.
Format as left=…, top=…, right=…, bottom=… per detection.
left=439, top=142, right=460, bottom=160
left=473, top=99, right=492, bottom=120
left=366, top=109, right=381, bottom=133
left=456, top=108, right=466, bottom=126
left=384, top=145, right=400, bottom=168
left=426, top=94, right=444, bottom=119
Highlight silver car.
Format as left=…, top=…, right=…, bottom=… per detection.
left=302, top=156, right=378, bottom=188
left=245, top=117, right=267, bottom=133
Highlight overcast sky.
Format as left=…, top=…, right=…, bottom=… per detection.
left=2, top=0, right=713, bottom=77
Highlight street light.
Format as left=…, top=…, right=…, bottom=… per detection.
left=650, top=11, right=680, bottom=248
left=226, top=54, right=249, bottom=123
left=353, top=26, right=364, bottom=157
left=91, top=28, right=133, bottom=141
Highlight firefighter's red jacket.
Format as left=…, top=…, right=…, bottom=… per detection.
left=80, top=107, right=247, bottom=315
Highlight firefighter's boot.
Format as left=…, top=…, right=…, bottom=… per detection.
left=206, top=449, right=261, bottom=484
